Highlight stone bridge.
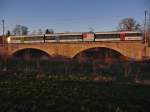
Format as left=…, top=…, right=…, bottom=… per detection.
left=0, top=41, right=150, bottom=61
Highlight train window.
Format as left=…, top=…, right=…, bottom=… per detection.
left=96, top=34, right=119, bottom=39
left=24, top=36, right=43, bottom=41
left=115, top=34, right=120, bottom=38
left=125, top=33, right=142, bottom=37
left=59, top=35, right=81, bottom=40
left=136, top=33, right=142, bottom=36
left=59, top=35, right=69, bottom=39
left=109, top=34, right=119, bottom=38
left=46, top=36, right=55, bottom=40
left=95, top=34, right=102, bottom=38
left=11, top=37, right=21, bottom=40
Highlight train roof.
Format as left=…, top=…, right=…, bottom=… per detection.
left=8, top=31, right=142, bottom=38
left=9, top=32, right=82, bottom=38
left=95, top=31, right=142, bottom=34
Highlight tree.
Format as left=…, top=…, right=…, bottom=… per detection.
left=13, top=25, right=28, bottom=35
left=45, top=29, right=54, bottom=34
left=6, top=30, right=11, bottom=36
left=22, top=26, right=28, bottom=35
left=31, top=30, right=36, bottom=35
left=118, top=18, right=141, bottom=31
left=38, top=29, right=43, bottom=35
left=89, top=27, right=94, bottom=33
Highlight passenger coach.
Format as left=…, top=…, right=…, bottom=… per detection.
left=6, top=31, right=143, bottom=43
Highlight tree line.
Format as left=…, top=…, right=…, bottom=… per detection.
left=6, top=26, right=54, bottom=36
left=5, top=17, right=150, bottom=36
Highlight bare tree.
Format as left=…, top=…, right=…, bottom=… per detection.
left=6, top=30, right=11, bottom=37
left=31, top=30, right=36, bottom=35
left=45, top=29, right=54, bottom=34
left=89, top=27, right=94, bottom=33
left=118, top=18, right=141, bottom=31
left=38, top=29, right=43, bottom=35
left=13, top=25, right=28, bottom=35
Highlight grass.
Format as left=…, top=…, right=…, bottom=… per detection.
left=0, top=80, right=150, bottom=112
left=0, top=59, right=150, bottom=111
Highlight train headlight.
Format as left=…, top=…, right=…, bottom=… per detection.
left=7, top=37, right=11, bottom=43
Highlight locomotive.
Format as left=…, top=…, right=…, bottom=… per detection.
left=6, top=31, right=143, bottom=43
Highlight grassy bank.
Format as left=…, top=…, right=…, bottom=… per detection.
left=0, top=59, right=150, bottom=111
left=0, top=80, right=150, bottom=112
left=0, top=59, right=150, bottom=81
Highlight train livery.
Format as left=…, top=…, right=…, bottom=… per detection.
left=6, top=31, right=143, bottom=43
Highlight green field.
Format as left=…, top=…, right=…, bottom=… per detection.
left=0, top=80, right=150, bottom=112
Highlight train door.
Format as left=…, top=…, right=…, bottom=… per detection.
left=82, top=32, right=95, bottom=41
left=120, top=32, right=125, bottom=41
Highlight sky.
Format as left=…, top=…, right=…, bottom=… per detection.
left=0, top=0, right=149, bottom=34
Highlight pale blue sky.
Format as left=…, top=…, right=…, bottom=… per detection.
left=0, top=0, right=149, bottom=34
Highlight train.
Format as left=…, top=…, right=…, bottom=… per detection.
left=6, top=31, right=143, bottom=43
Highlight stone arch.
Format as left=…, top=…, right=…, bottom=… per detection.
left=72, top=46, right=128, bottom=59
left=11, top=48, right=51, bottom=59
left=11, top=47, right=50, bottom=57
